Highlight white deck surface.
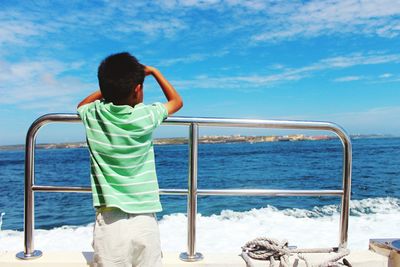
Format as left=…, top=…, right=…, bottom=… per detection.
left=0, top=250, right=389, bottom=266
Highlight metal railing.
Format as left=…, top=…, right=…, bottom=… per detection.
left=16, top=114, right=352, bottom=262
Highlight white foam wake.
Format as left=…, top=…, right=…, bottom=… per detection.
left=1, top=197, right=399, bottom=253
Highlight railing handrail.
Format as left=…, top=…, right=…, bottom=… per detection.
left=17, top=113, right=352, bottom=262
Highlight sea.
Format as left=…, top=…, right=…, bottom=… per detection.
left=0, top=137, right=399, bottom=253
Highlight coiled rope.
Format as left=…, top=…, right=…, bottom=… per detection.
left=241, top=237, right=351, bottom=267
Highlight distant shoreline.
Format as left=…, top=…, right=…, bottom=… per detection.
left=0, top=134, right=395, bottom=151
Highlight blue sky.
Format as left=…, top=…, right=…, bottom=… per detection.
left=1, top=0, right=400, bottom=145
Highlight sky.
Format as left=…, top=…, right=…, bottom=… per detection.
left=0, top=0, right=400, bottom=145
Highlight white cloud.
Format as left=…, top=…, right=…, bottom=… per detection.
left=0, top=60, right=94, bottom=111
left=334, top=76, right=363, bottom=82
left=2, top=0, right=399, bottom=51
left=172, top=70, right=306, bottom=90
left=0, top=19, right=54, bottom=47
left=115, top=18, right=187, bottom=38
left=320, top=53, right=400, bottom=68
left=0, top=3, right=188, bottom=49
left=252, top=0, right=400, bottom=42
left=173, top=52, right=400, bottom=89
left=157, top=50, right=229, bottom=66
left=178, top=0, right=220, bottom=8
left=380, top=73, right=393, bottom=78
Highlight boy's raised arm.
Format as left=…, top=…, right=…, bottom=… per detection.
left=77, top=90, right=103, bottom=109
left=144, top=66, right=183, bottom=115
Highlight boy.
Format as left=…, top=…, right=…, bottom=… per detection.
left=77, top=52, right=183, bottom=267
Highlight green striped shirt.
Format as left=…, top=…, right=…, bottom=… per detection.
left=77, top=100, right=168, bottom=213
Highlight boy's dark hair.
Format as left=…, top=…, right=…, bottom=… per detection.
left=98, top=52, right=145, bottom=103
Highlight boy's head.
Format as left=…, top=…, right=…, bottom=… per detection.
left=98, top=52, right=145, bottom=104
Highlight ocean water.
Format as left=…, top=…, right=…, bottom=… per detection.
left=0, top=138, right=399, bottom=252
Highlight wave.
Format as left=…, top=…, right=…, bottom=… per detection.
left=1, top=197, right=398, bottom=253
left=283, top=197, right=400, bottom=218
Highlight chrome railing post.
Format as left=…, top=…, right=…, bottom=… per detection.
left=338, top=134, right=352, bottom=248
left=180, top=123, right=203, bottom=261
left=16, top=122, right=43, bottom=260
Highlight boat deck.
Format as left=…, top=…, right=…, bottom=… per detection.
left=0, top=250, right=390, bottom=267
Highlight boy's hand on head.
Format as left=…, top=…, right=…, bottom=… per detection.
left=143, top=65, right=183, bottom=115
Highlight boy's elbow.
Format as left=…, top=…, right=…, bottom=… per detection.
left=173, top=97, right=183, bottom=111
left=178, top=99, right=183, bottom=110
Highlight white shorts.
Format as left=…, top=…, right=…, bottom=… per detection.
left=92, top=208, right=162, bottom=267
